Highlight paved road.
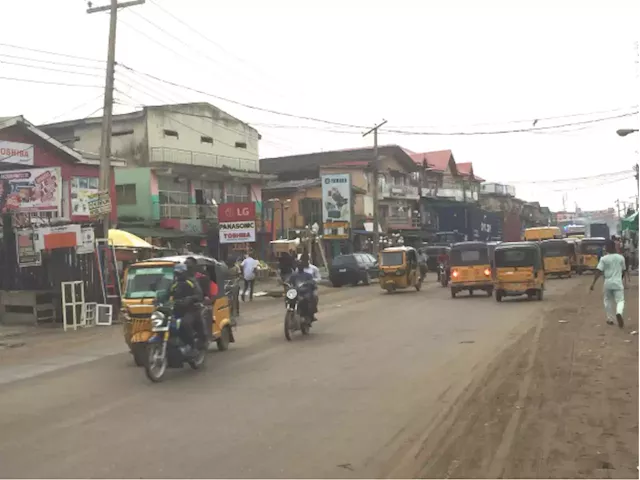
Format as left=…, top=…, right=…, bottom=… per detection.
left=0, top=277, right=581, bottom=478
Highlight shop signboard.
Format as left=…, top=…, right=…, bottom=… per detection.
left=16, top=229, right=41, bottom=267
left=0, top=167, right=61, bottom=213
left=76, top=227, right=96, bottom=255
left=87, top=191, right=112, bottom=217
left=321, top=173, right=351, bottom=240
left=0, top=141, right=34, bottom=166
left=33, top=225, right=82, bottom=251
left=71, top=176, right=100, bottom=216
left=218, top=202, right=256, bottom=244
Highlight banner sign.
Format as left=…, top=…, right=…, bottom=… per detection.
left=321, top=173, right=351, bottom=239
left=0, top=167, right=61, bottom=213
left=33, top=225, right=82, bottom=251
left=16, top=229, right=41, bottom=267
left=0, top=141, right=34, bottom=166
left=87, top=191, right=112, bottom=217
left=71, top=176, right=100, bottom=216
left=218, top=202, right=256, bottom=244
left=76, top=227, right=96, bottom=255
left=219, top=221, right=256, bottom=244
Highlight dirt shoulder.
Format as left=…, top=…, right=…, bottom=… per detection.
left=414, top=276, right=639, bottom=479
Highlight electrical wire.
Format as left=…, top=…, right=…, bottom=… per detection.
left=383, top=112, right=639, bottom=136
left=0, top=52, right=104, bottom=71
left=0, top=42, right=104, bottom=63
left=0, top=76, right=102, bottom=88
left=504, top=169, right=634, bottom=185
left=44, top=93, right=104, bottom=124
left=0, top=59, right=104, bottom=78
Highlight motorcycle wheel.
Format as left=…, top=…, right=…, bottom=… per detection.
left=284, top=310, right=295, bottom=341
left=301, top=319, right=310, bottom=335
left=144, top=344, right=167, bottom=383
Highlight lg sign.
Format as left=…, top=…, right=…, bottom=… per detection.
left=218, top=202, right=256, bottom=222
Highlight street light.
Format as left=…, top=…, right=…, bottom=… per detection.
left=617, top=129, right=639, bottom=137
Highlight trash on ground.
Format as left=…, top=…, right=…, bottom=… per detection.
left=558, top=320, right=569, bottom=324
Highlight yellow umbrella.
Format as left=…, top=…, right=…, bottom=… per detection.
left=108, top=229, right=154, bottom=249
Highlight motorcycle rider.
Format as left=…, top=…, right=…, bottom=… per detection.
left=288, top=254, right=320, bottom=322
left=169, top=263, right=204, bottom=357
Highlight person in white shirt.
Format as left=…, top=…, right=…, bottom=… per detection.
left=240, top=252, right=259, bottom=301
left=590, top=239, right=627, bottom=328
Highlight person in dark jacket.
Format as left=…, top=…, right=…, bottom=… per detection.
left=170, top=263, right=204, bottom=356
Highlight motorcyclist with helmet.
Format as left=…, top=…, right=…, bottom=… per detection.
left=169, top=263, right=204, bottom=357
left=288, top=254, right=320, bottom=322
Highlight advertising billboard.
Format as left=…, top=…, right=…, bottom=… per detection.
left=0, top=167, right=61, bottom=213
left=321, top=173, right=352, bottom=224
left=218, top=202, right=256, bottom=244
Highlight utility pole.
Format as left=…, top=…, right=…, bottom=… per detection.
left=363, top=120, right=387, bottom=257
left=87, top=0, right=145, bottom=234
left=634, top=163, right=639, bottom=210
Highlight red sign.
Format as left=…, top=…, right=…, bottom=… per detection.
left=218, top=202, right=256, bottom=222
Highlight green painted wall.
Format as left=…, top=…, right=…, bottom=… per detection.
left=114, top=167, right=154, bottom=221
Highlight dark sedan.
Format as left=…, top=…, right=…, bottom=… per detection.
left=329, top=253, right=379, bottom=287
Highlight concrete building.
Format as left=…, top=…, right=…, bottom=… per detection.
left=39, top=103, right=274, bottom=245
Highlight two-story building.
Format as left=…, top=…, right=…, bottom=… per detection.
left=0, top=116, right=124, bottom=225
left=39, top=103, right=274, bottom=250
left=408, top=149, right=487, bottom=240
left=261, top=145, right=419, bottom=253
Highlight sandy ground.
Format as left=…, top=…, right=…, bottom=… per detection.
left=390, top=276, right=639, bottom=479
left=0, top=275, right=636, bottom=479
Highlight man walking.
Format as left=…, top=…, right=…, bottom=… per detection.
left=590, top=239, right=627, bottom=328
left=241, top=251, right=259, bottom=302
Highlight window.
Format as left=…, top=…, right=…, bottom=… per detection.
left=116, top=184, right=137, bottom=205
left=380, top=252, right=404, bottom=266
left=225, top=183, right=250, bottom=203
left=298, top=198, right=322, bottom=227
left=163, top=129, right=179, bottom=139
left=451, top=248, right=489, bottom=265
left=158, top=176, right=190, bottom=205
left=201, top=136, right=213, bottom=144
left=112, top=130, right=133, bottom=137
left=235, top=141, right=247, bottom=149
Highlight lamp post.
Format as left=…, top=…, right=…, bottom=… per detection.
left=616, top=128, right=639, bottom=210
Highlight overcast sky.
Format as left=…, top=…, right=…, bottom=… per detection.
left=1, top=0, right=639, bottom=212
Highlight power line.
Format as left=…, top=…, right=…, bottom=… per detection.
left=0, top=76, right=102, bottom=88
left=385, top=106, right=639, bottom=130
left=0, top=59, right=104, bottom=78
left=0, top=42, right=104, bottom=63
left=0, top=52, right=104, bottom=71
left=44, top=93, right=104, bottom=123
left=383, top=112, right=639, bottom=136
left=505, top=169, right=633, bottom=185
left=118, top=64, right=365, bottom=129
left=548, top=176, right=634, bottom=192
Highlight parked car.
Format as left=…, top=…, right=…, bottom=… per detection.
left=329, top=253, right=379, bottom=287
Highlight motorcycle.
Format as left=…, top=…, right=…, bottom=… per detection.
left=439, top=263, right=450, bottom=287
left=283, top=280, right=315, bottom=341
left=224, top=278, right=240, bottom=326
left=143, top=296, right=207, bottom=383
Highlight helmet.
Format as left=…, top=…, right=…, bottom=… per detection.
left=174, top=263, right=188, bottom=274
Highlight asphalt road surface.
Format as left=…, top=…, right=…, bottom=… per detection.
left=0, top=277, right=605, bottom=478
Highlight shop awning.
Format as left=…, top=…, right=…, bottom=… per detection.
left=118, top=226, right=188, bottom=239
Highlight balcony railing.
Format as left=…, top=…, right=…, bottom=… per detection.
left=160, top=204, right=197, bottom=219
left=437, top=187, right=465, bottom=202
left=150, top=147, right=258, bottom=172
left=380, top=184, right=420, bottom=200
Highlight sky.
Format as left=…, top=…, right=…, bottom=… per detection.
left=1, top=0, right=639, bottom=212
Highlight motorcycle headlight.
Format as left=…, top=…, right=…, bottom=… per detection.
left=150, top=311, right=166, bottom=328
left=286, top=289, right=298, bottom=299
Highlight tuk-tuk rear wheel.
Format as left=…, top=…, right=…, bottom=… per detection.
left=496, top=290, right=503, bottom=302
left=216, top=326, right=231, bottom=351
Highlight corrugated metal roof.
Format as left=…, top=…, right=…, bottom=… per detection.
left=263, top=178, right=321, bottom=191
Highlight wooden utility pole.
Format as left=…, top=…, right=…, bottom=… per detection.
left=363, top=120, right=387, bottom=256
left=87, top=0, right=145, bottom=233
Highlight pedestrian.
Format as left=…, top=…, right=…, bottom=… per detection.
left=240, top=251, right=259, bottom=301
left=418, top=249, right=428, bottom=281
left=278, top=250, right=295, bottom=283
left=590, top=239, right=627, bottom=328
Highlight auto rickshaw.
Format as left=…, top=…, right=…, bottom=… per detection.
left=540, top=238, right=573, bottom=278
left=494, top=242, right=545, bottom=302
left=565, top=237, right=580, bottom=273
left=122, top=255, right=236, bottom=367
left=577, top=237, right=606, bottom=274
left=378, top=246, right=422, bottom=293
left=449, top=242, right=493, bottom=298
